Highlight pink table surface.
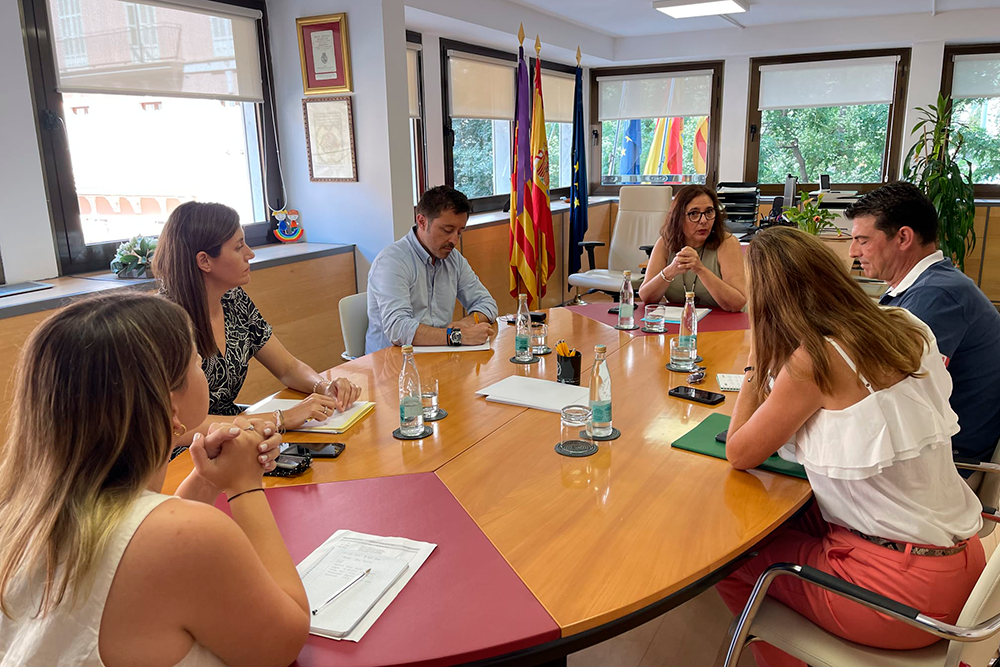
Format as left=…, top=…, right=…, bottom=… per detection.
left=216, top=473, right=559, bottom=667
left=563, top=302, right=749, bottom=335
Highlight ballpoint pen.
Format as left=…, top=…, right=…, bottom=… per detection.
left=311, top=568, right=370, bottom=615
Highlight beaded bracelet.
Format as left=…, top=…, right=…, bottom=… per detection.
left=227, top=488, right=264, bottom=502
left=312, top=378, right=331, bottom=395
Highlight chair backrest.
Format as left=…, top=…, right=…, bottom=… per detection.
left=974, top=440, right=1000, bottom=539
left=608, top=186, right=672, bottom=273
left=947, top=542, right=1000, bottom=667
left=338, top=292, right=368, bottom=359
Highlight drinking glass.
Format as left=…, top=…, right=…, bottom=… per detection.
left=420, top=378, right=439, bottom=419
left=644, top=304, right=666, bottom=332
left=530, top=322, right=548, bottom=354
left=560, top=405, right=591, bottom=448
left=669, top=337, right=697, bottom=371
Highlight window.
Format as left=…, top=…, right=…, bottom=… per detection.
left=745, top=49, right=910, bottom=194
left=23, top=0, right=280, bottom=274
left=55, top=0, right=86, bottom=68
left=406, top=32, right=427, bottom=207
left=592, top=62, right=722, bottom=192
left=942, top=44, right=1000, bottom=196
left=539, top=69, right=574, bottom=191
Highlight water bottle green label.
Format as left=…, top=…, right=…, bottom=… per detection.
left=590, top=399, right=612, bottom=423
left=400, top=396, right=422, bottom=420
left=619, top=303, right=633, bottom=319
left=515, top=334, right=529, bottom=353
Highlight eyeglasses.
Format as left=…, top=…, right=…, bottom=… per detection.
left=686, top=208, right=717, bottom=223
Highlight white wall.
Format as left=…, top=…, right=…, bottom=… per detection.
left=0, top=0, right=60, bottom=283
left=266, top=0, right=414, bottom=288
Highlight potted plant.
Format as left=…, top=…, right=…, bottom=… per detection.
left=110, top=235, right=156, bottom=278
left=782, top=193, right=853, bottom=270
left=903, top=92, right=977, bottom=272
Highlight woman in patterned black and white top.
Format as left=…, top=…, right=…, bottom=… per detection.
left=153, top=202, right=361, bottom=448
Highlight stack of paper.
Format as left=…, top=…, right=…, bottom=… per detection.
left=247, top=398, right=375, bottom=434
left=413, top=341, right=491, bottom=353
left=642, top=305, right=711, bottom=324
left=297, top=530, right=436, bottom=642
left=476, top=376, right=589, bottom=413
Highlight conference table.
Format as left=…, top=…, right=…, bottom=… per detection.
left=164, top=306, right=811, bottom=667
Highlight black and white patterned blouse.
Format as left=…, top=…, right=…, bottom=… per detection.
left=203, top=287, right=273, bottom=416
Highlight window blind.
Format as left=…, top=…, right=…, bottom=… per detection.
left=407, top=46, right=420, bottom=118
left=598, top=71, right=712, bottom=121
left=448, top=52, right=515, bottom=120
left=46, top=0, right=264, bottom=102
left=952, top=53, right=1000, bottom=100
left=758, top=56, right=899, bottom=111
left=541, top=71, right=575, bottom=124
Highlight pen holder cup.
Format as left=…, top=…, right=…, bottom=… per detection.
left=557, top=353, right=582, bottom=385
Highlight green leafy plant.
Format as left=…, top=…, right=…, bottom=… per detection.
left=903, top=92, right=977, bottom=271
left=110, top=235, right=156, bottom=277
left=781, top=192, right=840, bottom=235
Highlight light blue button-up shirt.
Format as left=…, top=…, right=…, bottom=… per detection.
left=365, top=228, right=498, bottom=354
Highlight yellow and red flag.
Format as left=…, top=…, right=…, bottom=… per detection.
left=527, top=56, right=556, bottom=307
left=643, top=118, right=666, bottom=175
left=665, top=117, right=684, bottom=175
left=509, top=43, right=536, bottom=302
left=693, top=116, right=709, bottom=175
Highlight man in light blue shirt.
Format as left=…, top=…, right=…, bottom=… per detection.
left=365, top=186, right=498, bottom=354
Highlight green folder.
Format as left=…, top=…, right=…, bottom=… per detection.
left=671, top=413, right=808, bottom=480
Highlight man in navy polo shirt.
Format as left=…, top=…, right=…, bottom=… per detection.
left=847, top=181, right=1000, bottom=469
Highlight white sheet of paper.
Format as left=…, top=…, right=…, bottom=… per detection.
left=641, top=305, right=711, bottom=324
left=245, top=398, right=374, bottom=432
left=413, top=342, right=491, bottom=353
left=296, top=530, right=436, bottom=642
left=310, top=30, right=338, bottom=80
left=715, top=374, right=744, bottom=392
left=477, top=376, right=589, bottom=413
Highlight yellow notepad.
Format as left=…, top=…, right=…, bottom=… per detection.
left=247, top=398, right=375, bottom=434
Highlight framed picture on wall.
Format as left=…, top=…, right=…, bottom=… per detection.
left=303, top=96, right=357, bottom=182
left=296, top=13, right=352, bottom=94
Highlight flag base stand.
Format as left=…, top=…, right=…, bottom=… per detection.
left=568, top=287, right=587, bottom=306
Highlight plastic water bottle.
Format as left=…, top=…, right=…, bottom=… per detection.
left=680, top=291, right=698, bottom=351
left=515, top=293, right=533, bottom=361
left=589, top=344, right=612, bottom=438
left=399, top=344, right=424, bottom=436
left=618, top=270, right=634, bottom=328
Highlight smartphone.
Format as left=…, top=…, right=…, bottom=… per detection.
left=296, top=443, right=345, bottom=458
left=715, top=429, right=728, bottom=443
left=669, top=385, right=725, bottom=406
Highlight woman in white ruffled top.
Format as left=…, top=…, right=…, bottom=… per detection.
left=717, top=226, right=985, bottom=667
left=0, top=292, right=309, bottom=667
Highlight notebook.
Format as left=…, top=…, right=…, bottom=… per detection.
left=641, top=305, right=711, bottom=324
left=246, top=398, right=375, bottom=434
left=413, top=342, right=491, bottom=353
left=296, top=530, right=437, bottom=642
left=476, top=376, right=589, bottom=413
left=716, top=374, right=744, bottom=392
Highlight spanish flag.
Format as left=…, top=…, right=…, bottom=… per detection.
left=665, top=117, right=684, bottom=175
left=528, top=55, right=556, bottom=307
left=693, top=116, right=709, bottom=175
left=509, top=44, right=536, bottom=303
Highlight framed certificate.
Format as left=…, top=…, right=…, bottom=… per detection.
left=296, top=13, right=352, bottom=95
left=303, top=96, right=357, bottom=182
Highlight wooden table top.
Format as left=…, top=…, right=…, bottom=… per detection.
left=435, top=330, right=811, bottom=637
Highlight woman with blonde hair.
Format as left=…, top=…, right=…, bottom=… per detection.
left=0, top=292, right=309, bottom=666
left=717, top=226, right=984, bottom=667
left=638, top=184, right=746, bottom=311
left=153, top=201, right=361, bottom=445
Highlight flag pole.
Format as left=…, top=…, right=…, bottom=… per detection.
left=534, top=34, right=543, bottom=309
left=515, top=23, right=525, bottom=300
left=569, top=45, right=586, bottom=306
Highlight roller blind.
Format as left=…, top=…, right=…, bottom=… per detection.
left=407, top=46, right=420, bottom=118
left=46, top=0, right=264, bottom=102
left=598, top=70, right=712, bottom=121
left=448, top=52, right=515, bottom=120
left=952, top=53, right=1000, bottom=100
left=541, top=71, right=575, bottom=124
left=758, top=56, right=899, bottom=111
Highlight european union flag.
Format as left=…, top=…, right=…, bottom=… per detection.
left=618, top=119, right=642, bottom=176
left=568, top=65, right=588, bottom=277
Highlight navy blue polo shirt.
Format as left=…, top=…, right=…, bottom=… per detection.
left=880, top=259, right=1000, bottom=463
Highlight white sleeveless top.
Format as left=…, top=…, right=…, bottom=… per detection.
left=790, top=312, right=983, bottom=547
left=0, top=491, right=227, bottom=667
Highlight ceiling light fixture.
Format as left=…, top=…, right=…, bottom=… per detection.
left=653, top=0, right=748, bottom=19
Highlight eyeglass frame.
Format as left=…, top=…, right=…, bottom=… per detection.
left=685, top=207, right=718, bottom=223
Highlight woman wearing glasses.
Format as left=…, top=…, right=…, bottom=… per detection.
left=638, top=185, right=746, bottom=312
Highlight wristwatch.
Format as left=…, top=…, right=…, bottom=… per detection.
left=447, top=327, right=462, bottom=346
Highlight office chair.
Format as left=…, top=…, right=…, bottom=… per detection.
left=338, top=292, right=368, bottom=361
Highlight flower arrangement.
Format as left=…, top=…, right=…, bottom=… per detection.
left=110, top=235, right=157, bottom=278
left=781, top=192, right=841, bottom=236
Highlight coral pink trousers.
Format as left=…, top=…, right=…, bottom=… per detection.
left=716, top=505, right=986, bottom=667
